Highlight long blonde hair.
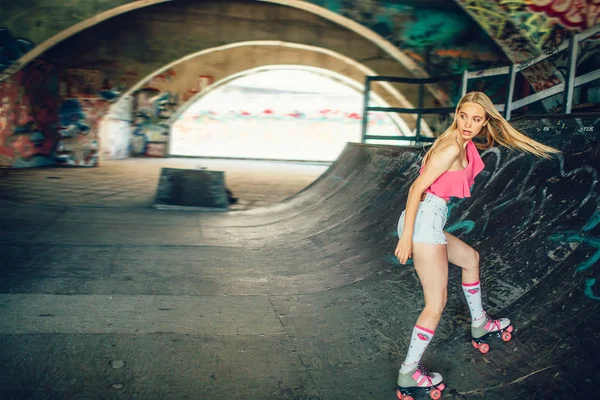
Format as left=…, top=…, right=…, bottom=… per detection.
left=423, top=91, right=560, bottom=164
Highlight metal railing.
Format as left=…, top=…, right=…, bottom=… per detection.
left=362, top=24, right=600, bottom=144
left=361, top=74, right=459, bottom=143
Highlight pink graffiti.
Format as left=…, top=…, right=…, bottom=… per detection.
left=529, top=0, right=600, bottom=31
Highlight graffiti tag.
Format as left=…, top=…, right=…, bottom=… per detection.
left=529, top=0, right=600, bottom=31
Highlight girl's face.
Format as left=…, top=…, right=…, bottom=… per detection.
left=457, top=102, right=488, bottom=141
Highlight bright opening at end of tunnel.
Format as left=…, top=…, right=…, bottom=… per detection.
left=170, top=68, right=409, bottom=162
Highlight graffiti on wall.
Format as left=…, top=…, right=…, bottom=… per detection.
left=55, top=97, right=109, bottom=166
left=308, top=0, right=508, bottom=77
left=147, top=68, right=176, bottom=86
left=455, top=0, right=600, bottom=102
left=0, top=63, right=122, bottom=168
left=529, top=0, right=600, bottom=32
left=61, top=68, right=122, bottom=101
left=130, top=88, right=176, bottom=157
left=52, top=68, right=123, bottom=166
left=0, top=61, right=58, bottom=168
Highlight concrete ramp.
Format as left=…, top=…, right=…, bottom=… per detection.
left=196, top=114, right=600, bottom=398
left=0, top=115, right=599, bottom=399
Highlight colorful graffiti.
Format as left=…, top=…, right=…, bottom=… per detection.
left=0, top=61, right=58, bottom=168
left=313, top=0, right=508, bottom=76
left=529, top=0, right=600, bottom=32
left=55, top=97, right=109, bottom=166
left=456, top=0, right=600, bottom=102
left=130, top=88, right=176, bottom=157
left=0, top=28, right=34, bottom=74
left=454, top=0, right=597, bottom=54
left=51, top=68, right=122, bottom=166
left=0, top=63, right=121, bottom=168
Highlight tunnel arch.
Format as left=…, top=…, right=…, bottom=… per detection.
left=167, top=64, right=411, bottom=134
left=2, top=0, right=428, bottom=84
left=101, top=41, right=434, bottom=159
left=114, top=40, right=418, bottom=117
left=168, top=65, right=413, bottom=161
left=0, top=1, right=172, bottom=80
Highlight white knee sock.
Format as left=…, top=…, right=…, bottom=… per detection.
left=399, top=325, right=435, bottom=373
left=462, top=281, right=485, bottom=323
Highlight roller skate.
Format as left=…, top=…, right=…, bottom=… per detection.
left=471, top=312, right=514, bottom=354
left=396, top=362, right=445, bottom=400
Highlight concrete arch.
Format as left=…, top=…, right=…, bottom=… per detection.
left=114, top=40, right=417, bottom=119
left=100, top=41, right=434, bottom=159
left=169, top=64, right=412, bottom=134
left=168, top=65, right=414, bottom=160
left=1, top=0, right=428, bottom=86
left=100, top=41, right=433, bottom=158
left=0, top=0, right=172, bottom=80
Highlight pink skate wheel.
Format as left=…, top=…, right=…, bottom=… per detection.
left=479, top=343, right=490, bottom=354
left=396, top=390, right=413, bottom=400
left=502, top=331, right=512, bottom=342
left=507, top=325, right=514, bottom=333
left=429, top=389, right=442, bottom=399
left=471, top=340, right=479, bottom=349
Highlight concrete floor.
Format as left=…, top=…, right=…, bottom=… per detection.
left=0, top=157, right=328, bottom=210
left=1, top=158, right=347, bottom=400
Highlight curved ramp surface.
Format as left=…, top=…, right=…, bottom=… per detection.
left=0, top=115, right=599, bottom=399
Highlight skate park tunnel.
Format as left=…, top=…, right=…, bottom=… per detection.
left=1, top=1, right=600, bottom=398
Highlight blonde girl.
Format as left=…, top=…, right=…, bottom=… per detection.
left=394, top=91, right=559, bottom=398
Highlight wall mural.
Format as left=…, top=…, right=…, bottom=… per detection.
left=130, top=88, right=176, bottom=158
left=0, top=62, right=123, bottom=167
left=529, top=0, right=600, bottom=34
left=456, top=0, right=600, bottom=95
left=309, top=0, right=507, bottom=77
left=0, top=61, right=57, bottom=168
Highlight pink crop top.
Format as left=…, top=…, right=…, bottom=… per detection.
left=419, top=140, right=485, bottom=201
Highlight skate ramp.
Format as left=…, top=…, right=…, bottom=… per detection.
left=0, top=115, right=599, bottom=399
left=195, top=114, right=600, bottom=398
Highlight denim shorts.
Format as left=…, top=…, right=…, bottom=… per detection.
left=397, top=193, right=448, bottom=245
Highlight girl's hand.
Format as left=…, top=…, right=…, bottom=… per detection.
left=394, top=236, right=413, bottom=265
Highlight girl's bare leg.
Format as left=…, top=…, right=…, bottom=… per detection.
left=445, top=231, right=512, bottom=338
left=444, top=231, right=479, bottom=284
left=412, top=243, right=449, bottom=330
left=397, top=242, right=448, bottom=385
